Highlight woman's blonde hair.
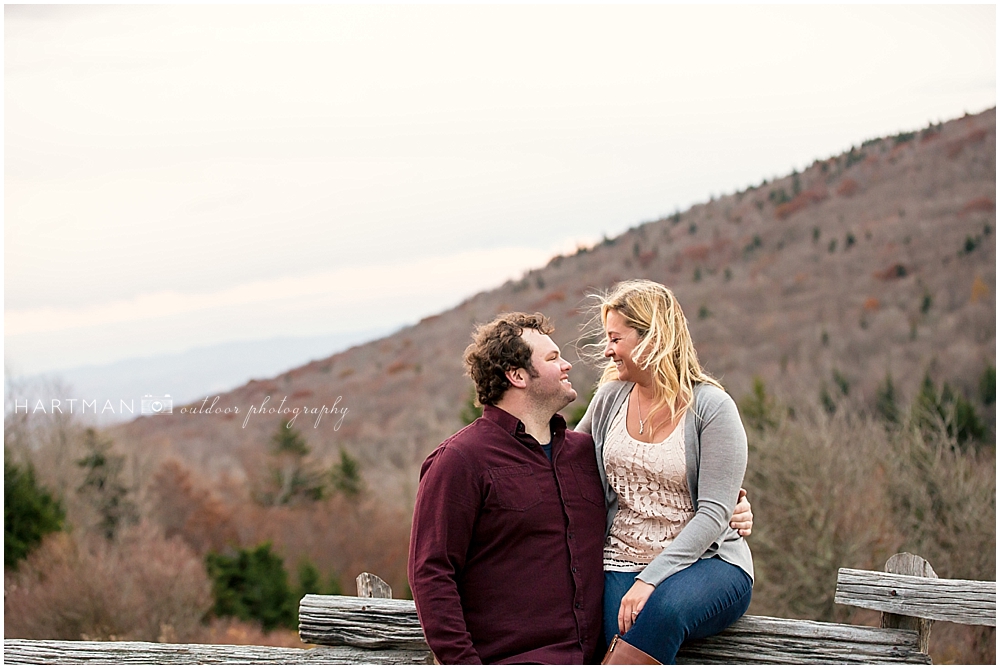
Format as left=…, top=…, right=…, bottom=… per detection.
left=584, top=279, right=722, bottom=424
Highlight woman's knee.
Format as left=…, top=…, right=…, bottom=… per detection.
left=638, top=560, right=751, bottom=630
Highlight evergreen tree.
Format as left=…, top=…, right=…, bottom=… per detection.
left=566, top=387, right=597, bottom=429
left=264, top=421, right=326, bottom=506
left=739, top=377, right=779, bottom=431
left=5, top=450, right=65, bottom=568
left=979, top=365, right=995, bottom=405
left=206, top=542, right=296, bottom=631
left=330, top=449, right=363, bottom=497
left=459, top=387, right=483, bottom=425
left=291, top=558, right=343, bottom=624
left=77, top=428, right=137, bottom=540
left=832, top=369, right=850, bottom=396
left=819, top=384, right=837, bottom=415
left=947, top=386, right=986, bottom=447
left=913, top=374, right=986, bottom=449
left=296, top=559, right=322, bottom=598
left=914, top=374, right=941, bottom=425
left=875, top=373, right=899, bottom=424
left=272, top=421, right=309, bottom=457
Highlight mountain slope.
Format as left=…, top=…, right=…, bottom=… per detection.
left=113, top=108, right=996, bottom=508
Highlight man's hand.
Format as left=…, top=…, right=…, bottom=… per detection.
left=618, top=579, right=655, bottom=635
left=730, top=488, right=753, bottom=537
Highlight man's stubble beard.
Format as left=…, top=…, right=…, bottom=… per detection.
left=529, top=384, right=577, bottom=419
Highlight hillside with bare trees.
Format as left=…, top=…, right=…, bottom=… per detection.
left=108, top=108, right=994, bottom=507
left=7, top=108, right=994, bottom=662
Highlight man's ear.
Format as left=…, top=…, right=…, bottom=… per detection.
left=505, top=367, right=528, bottom=390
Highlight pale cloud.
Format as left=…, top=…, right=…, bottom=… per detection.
left=4, top=245, right=563, bottom=372
left=5, top=246, right=556, bottom=337
left=4, top=3, right=995, bottom=374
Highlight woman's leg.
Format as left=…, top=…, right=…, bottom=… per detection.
left=603, top=570, right=638, bottom=649
left=620, top=557, right=752, bottom=664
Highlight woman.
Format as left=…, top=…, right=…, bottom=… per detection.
left=577, top=279, right=753, bottom=664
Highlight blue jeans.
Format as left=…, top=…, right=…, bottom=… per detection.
left=603, top=557, right=752, bottom=664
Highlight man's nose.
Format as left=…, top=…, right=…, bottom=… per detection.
left=561, top=358, right=572, bottom=371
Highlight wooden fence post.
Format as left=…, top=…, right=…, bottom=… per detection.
left=880, top=553, right=937, bottom=654
left=356, top=572, right=392, bottom=599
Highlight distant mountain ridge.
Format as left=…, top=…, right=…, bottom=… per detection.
left=112, top=108, right=996, bottom=508
left=14, top=329, right=392, bottom=426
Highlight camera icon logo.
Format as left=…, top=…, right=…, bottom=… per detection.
left=141, top=394, right=173, bottom=415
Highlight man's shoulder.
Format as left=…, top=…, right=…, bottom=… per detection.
left=421, top=418, right=502, bottom=472
left=563, top=427, right=595, bottom=449
left=444, top=416, right=505, bottom=450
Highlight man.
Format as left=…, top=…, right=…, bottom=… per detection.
left=408, top=313, right=751, bottom=664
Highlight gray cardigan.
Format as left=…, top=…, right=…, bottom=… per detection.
left=576, top=381, right=753, bottom=586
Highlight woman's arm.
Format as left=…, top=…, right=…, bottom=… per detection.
left=616, top=391, right=748, bottom=633
left=637, top=391, right=748, bottom=588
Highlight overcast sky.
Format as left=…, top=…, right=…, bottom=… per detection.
left=4, top=3, right=996, bottom=375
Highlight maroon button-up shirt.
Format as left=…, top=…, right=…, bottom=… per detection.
left=408, top=405, right=606, bottom=664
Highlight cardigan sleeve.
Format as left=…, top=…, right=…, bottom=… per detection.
left=575, top=398, right=595, bottom=435
left=636, top=389, right=748, bottom=587
left=574, top=381, right=627, bottom=437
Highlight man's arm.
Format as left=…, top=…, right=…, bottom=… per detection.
left=408, top=445, right=483, bottom=664
left=731, top=488, right=753, bottom=537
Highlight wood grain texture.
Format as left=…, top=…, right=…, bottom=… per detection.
left=298, top=595, right=930, bottom=664
left=2, top=639, right=433, bottom=665
left=298, top=595, right=428, bottom=649
left=880, top=553, right=937, bottom=653
left=677, top=615, right=930, bottom=665
left=356, top=572, right=392, bottom=599
left=835, top=569, right=996, bottom=627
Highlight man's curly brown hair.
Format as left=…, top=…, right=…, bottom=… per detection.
left=463, top=312, right=554, bottom=407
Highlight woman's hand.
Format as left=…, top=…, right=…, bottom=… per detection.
left=730, top=488, right=753, bottom=537
left=618, top=579, right=655, bottom=634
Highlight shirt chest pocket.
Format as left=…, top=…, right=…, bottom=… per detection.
left=570, top=463, right=607, bottom=508
left=487, top=464, right=542, bottom=511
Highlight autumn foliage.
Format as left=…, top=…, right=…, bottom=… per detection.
left=774, top=186, right=829, bottom=220
left=4, top=410, right=410, bottom=645
left=4, top=523, right=212, bottom=642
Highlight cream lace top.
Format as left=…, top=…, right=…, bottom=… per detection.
left=603, top=397, right=695, bottom=572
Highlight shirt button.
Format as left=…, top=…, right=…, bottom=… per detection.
left=572, top=567, right=578, bottom=573
left=568, top=532, right=575, bottom=539
left=575, top=602, right=583, bottom=609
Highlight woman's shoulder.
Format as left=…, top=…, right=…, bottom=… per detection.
left=593, top=380, right=632, bottom=412
left=595, top=379, right=630, bottom=400
left=693, top=383, right=738, bottom=413
left=577, top=381, right=631, bottom=436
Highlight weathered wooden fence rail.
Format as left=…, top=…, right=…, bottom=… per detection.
left=5, top=553, right=995, bottom=664
left=2, top=640, right=431, bottom=665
